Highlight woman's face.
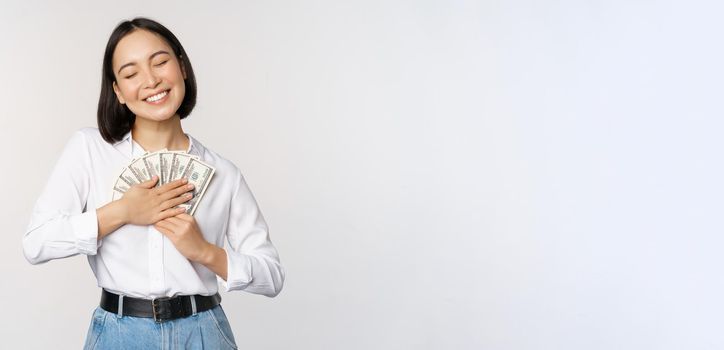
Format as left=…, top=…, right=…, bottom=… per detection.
left=112, top=29, right=186, bottom=122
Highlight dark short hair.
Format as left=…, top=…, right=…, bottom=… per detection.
left=97, top=17, right=197, bottom=144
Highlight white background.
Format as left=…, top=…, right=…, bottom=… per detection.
left=1, top=0, right=722, bottom=349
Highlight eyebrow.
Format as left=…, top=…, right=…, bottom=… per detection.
left=117, top=50, right=171, bottom=74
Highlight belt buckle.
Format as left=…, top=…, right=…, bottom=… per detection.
left=152, top=296, right=172, bottom=323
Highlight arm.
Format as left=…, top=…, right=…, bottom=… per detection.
left=199, top=244, right=228, bottom=281
left=152, top=167, right=285, bottom=296
left=96, top=200, right=129, bottom=239
left=22, top=130, right=101, bottom=265
left=219, top=168, right=285, bottom=297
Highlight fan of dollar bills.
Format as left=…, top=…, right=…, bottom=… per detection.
left=111, top=149, right=215, bottom=216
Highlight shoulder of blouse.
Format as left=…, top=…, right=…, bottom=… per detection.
left=188, top=134, right=241, bottom=176
left=75, top=127, right=102, bottom=140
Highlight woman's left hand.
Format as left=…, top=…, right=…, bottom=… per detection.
left=154, top=213, right=213, bottom=263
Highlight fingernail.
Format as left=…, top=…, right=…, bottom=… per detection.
left=182, top=178, right=188, bottom=183
left=187, top=184, right=194, bottom=189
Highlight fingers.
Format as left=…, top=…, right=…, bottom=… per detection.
left=138, top=175, right=159, bottom=189
left=159, top=182, right=195, bottom=201
left=161, top=191, right=193, bottom=210
left=157, top=178, right=189, bottom=193
left=154, top=222, right=174, bottom=236
left=176, top=213, right=193, bottom=221
left=154, top=218, right=173, bottom=230
left=163, top=216, right=189, bottom=229
left=157, top=206, right=187, bottom=221
left=164, top=216, right=186, bottom=225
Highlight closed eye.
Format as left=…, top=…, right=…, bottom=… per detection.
left=125, top=73, right=137, bottom=79
left=155, top=60, right=168, bottom=67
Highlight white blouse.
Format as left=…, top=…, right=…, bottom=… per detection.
left=23, top=127, right=284, bottom=299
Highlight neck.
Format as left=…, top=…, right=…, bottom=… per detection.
left=131, top=114, right=189, bottom=152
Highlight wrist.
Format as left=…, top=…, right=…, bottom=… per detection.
left=198, top=243, right=221, bottom=265
left=113, top=198, right=130, bottom=225
left=195, top=243, right=228, bottom=281
left=96, top=200, right=128, bottom=239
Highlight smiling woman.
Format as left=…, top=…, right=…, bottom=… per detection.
left=97, top=18, right=197, bottom=145
left=111, top=31, right=187, bottom=126
left=22, top=17, right=284, bottom=350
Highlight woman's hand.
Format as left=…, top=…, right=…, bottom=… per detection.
left=153, top=213, right=214, bottom=263
left=119, top=176, right=195, bottom=226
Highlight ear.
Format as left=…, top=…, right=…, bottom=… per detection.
left=112, top=81, right=126, bottom=104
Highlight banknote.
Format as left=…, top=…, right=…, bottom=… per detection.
left=111, top=166, right=143, bottom=201
left=177, top=158, right=215, bottom=215
left=109, top=150, right=214, bottom=215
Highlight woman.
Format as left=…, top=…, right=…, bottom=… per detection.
left=22, top=17, right=284, bottom=349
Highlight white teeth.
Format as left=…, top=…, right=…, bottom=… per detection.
left=146, top=90, right=168, bottom=102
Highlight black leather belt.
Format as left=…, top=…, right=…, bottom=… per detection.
left=100, top=289, right=222, bottom=322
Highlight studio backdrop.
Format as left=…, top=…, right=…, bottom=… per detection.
left=1, top=0, right=722, bottom=349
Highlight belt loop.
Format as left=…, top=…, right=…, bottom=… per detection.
left=190, top=295, right=198, bottom=316
left=117, top=295, right=124, bottom=318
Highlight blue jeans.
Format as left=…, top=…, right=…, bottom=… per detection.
left=83, top=304, right=238, bottom=349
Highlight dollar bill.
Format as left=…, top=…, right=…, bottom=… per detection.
left=110, top=150, right=215, bottom=216
left=168, top=153, right=193, bottom=183
left=177, top=158, right=216, bottom=215
left=143, top=153, right=162, bottom=187
left=128, top=157, right=152, bottom=184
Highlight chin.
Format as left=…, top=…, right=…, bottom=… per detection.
left=135, top=112, right=177, bottom=122
left=131, top=104, right=180, bottom=120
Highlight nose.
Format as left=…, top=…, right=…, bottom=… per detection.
left=143, top=69, right=161, bottom=89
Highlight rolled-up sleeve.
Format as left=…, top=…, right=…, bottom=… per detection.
left=23, top=130, right=101, bottom=265
left=218, top=168, right=285, bottom=297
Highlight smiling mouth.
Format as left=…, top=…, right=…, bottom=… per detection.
left=145, top=90, right=170, bottom=104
